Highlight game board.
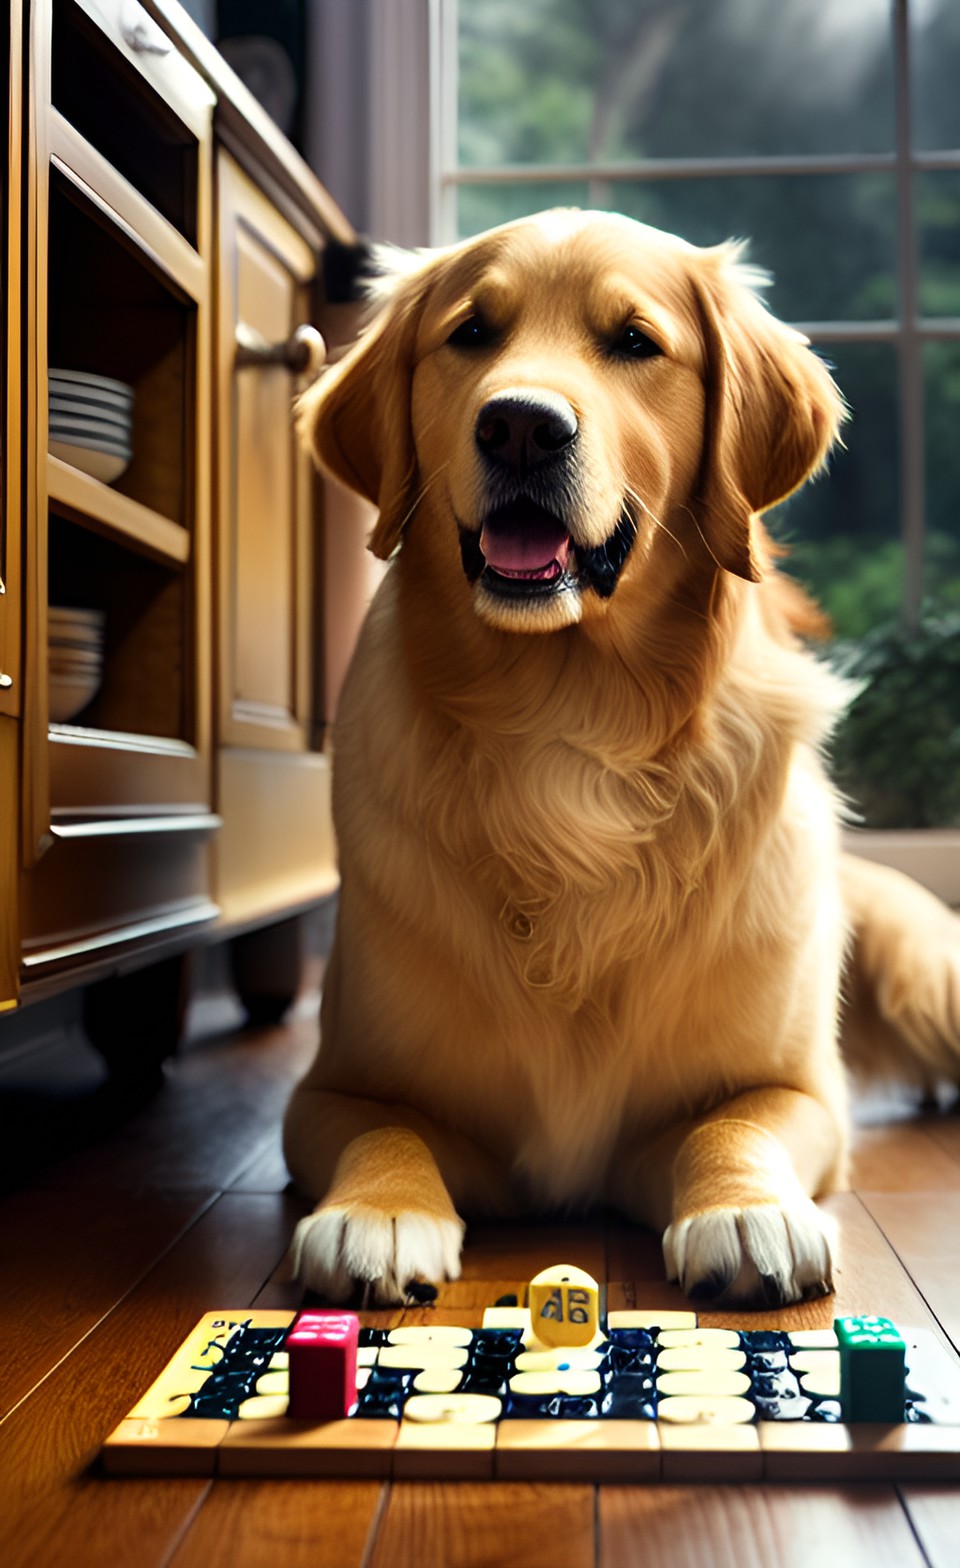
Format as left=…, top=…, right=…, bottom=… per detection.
left=102, top=1300, right=960, bottom=1482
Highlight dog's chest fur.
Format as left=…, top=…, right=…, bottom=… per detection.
left=331, top=573, right=845, bottom=1204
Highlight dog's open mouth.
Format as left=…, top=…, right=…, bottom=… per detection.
left=477, top=501, right=572, bottom=594
left=459, top=500, right=637, bottom=608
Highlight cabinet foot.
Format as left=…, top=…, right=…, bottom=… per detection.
left=83, top=954, right=189, bottom=1090
left=230, top=915, right=304, bottom=1026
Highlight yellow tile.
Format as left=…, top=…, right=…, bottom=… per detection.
left=128, top=1312, right=295, bottom=1420
left=393, top=1421, right=496, bottom=1479
left=659, top=1422, right=763, bottom=1482
left=495, top=1419, right=661, bottom=1481
left=388, top=1326, right=473, bottom=1347
left=218, top=1416, right=397, bottom=1477
left=482, top=1307, right=531, bottom=1331
left=655, top=1371, right=752, bottom=1399
left=101, top=1417, right=229, bottom=1476
left=760, top=1421, right=960, bottom=1482
left=607, top=1310, right=697, bottom=1331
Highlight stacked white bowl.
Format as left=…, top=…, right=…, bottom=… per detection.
left=49, top=370, right=134, bottom=484
left=48, top=606, right=105, bottom=723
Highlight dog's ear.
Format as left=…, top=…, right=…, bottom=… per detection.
left=297, top=268, right=429, bottom=559
left=692, top=248, right=846, bottom=582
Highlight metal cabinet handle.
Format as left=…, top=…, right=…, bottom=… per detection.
left=235, top=323, right=326, bottom=380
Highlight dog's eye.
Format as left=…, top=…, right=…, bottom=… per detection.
left=611, top=325, right=664, bottom=361
left=447, top=315, right=495, bottom=350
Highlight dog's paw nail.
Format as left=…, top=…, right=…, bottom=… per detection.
left=687, top=1273, right=729, bottom=1303
left=802, top=1277, right=831, bottom=1302
left=404, top=1279, right=438, bottom=1304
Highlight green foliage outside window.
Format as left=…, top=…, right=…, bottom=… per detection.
left=831, top=616, right=960, bottom=829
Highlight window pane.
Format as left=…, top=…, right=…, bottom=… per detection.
left=457, top=180, right=589, bottom=239
left=457, top=176, right=896, bottom=324
left=608, top=175, right=896, bottom=323
left=770, top=343, right=901, bottom=639
left=923, top=342, right=960, bottom=612
left=911, top=0, right=960, bottom=151
left=457, top=0, right=895, bottom=168
left=917, top=172, right=960, bottom=319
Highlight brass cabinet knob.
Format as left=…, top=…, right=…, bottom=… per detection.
left=234, top=322, right=326, bottom=380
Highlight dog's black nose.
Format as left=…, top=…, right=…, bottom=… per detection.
left=475, top=390, right=578, bottom=472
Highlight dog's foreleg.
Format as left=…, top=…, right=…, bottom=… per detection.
left=617, top=1087, right=843, bottom=1308
left=283, top=1087, right=512, bottom=1304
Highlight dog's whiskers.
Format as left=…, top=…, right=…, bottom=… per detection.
left=395, top=467, right=448, bottom=543
left=677, top=502, right=728, bottom=575
left=626, top=487, right=687, bottom=558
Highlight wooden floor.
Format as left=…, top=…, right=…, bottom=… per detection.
left=3, top=981, right=960, bottom=1567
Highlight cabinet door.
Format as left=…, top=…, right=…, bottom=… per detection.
left=216, top=153, right=316, bottom=752
left=214, top=153, right=337, bottom=927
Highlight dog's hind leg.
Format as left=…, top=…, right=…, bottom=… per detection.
left=840, top=853, right=960, bottom=1097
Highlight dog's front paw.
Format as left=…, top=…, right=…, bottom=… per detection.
left=663, top=1199, right=836, bottom=1308
left=288, top=1203, right=465, bottom=1305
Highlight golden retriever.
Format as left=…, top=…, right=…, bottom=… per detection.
left=284, top=210, right=960, bottom=1308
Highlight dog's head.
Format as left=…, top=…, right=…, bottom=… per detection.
left=299, top=211, right=845, bottom=636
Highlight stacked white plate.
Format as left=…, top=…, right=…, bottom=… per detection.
left=48, top=606, right=105, bottom=722
left=49, top=370, right=134, bottom=484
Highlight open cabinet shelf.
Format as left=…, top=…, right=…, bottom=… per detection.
left=50, top=0, right=209, bottom=244
left=47, top=169, right=198, bottom=531
left=47, top=456, right=191, bottom=565
left=48, top=513, right=190, bottom=743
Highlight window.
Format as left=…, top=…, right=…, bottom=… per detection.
left=434, top=0, right=960, bottom=841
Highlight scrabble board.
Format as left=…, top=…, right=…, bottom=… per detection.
left=101, top=1306, right=960, bottom=1482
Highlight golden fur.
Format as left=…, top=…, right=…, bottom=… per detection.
left=284, top=211, right=960, bottom=1307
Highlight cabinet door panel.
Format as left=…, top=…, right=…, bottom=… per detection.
left=217, top=153, right=315, bottom=751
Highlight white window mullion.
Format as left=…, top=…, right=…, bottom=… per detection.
left=893, top=0, right=926, bottom=628
left=432, top=0, right=460, bottom=243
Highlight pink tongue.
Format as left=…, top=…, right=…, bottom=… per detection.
left=480, top=519, right=570, bottom=577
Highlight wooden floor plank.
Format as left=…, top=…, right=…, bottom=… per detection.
left=368, top=1483, right=596, bottom=1568
left=167, top=1481, right=384, bottom=1568
left=605, top=1216, right=694, bottom=1313
left=922, top=1113, right=960, bottom=1170
left=0, top=1188, right=210, bottom=1420
left=227, top=1135, right=292, bottom=1193
left=857, top=1192, right=960, bottom=1346
left=599, top=1485, right=927, bottom=1568
left=7, top=1476, right=209, bottom=1568
left=457, top=1218, right=607, bottom=1283
left=0, top=1192, right=296, bottom=1523
left=35, top=1022, right=316, bottom=1195
left=850, top=1118, right=960, bottom=1191
left=899, top=1484, right=960, bottom=1568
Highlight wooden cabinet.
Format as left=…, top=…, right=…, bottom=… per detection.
left=21, top=0, right=218, bottom=1005
left=1, top=0, right=365, bottom=1046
